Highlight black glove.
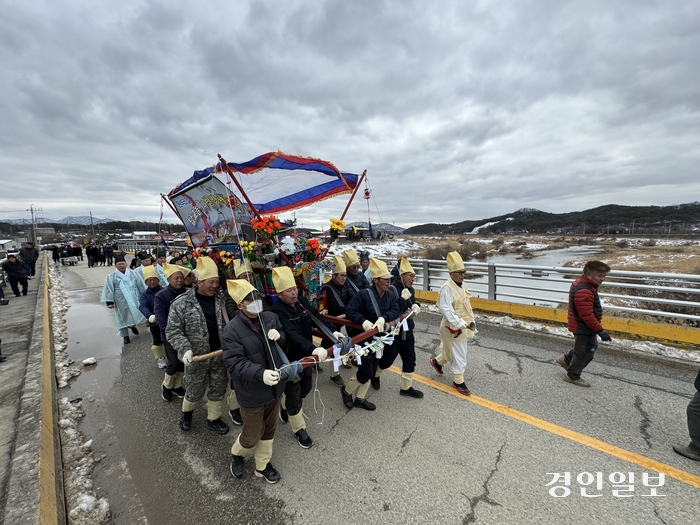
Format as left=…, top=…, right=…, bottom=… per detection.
left=598, top=330, right=611, bottom=342
left=468, top=322, right=476, bottom=331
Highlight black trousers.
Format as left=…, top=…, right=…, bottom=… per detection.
left=149, top=324, right=163, bottom=346
left=164, top=341, right=184, bottom=377
left=564, top=333, right=598, bottom=380
left=378, top=332, right=416, bottom=374
left=9, top=277, right=28, bottom=296
left=356, top=353, right=378, bottom=384
left=26, top=261, right=36, bottom=276
left=283, top=367, right=313, bottom=416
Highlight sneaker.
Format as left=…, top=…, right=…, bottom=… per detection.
left=172, top=386, right=186, bottom=398
left=353, top=398, right=376, bottom=411
left=255, top=462, right=281, bottom=484
left=329, top=375, right=345, bottom=388
left=295, top=428, right=313, bottom=449
left=341, top=388, right=354, bottom=409
left=130, top=326, right=139, bottom=335
left=230, top=455, right=245, bottom=478
left=207, top=418, right=229, bottom=435
left=400, top=387, right=424, bottom=399
left=162, top=385, right=173, bottom=402
left=556, top=356, right=569, bottom=370
left=452, top=382, right=471, bottom=396
left=279, top=408, right=288, bottom=423
left=371, top=377, right=381, bottom=390
left=156, top=357, right=167, bottom=369
left=672, top=444, right=700, bottom=461
left=179, top=411, right=193, bottom=431
left=229, top=408, right=243, bottom=426
left=563, top=375, right=590, bottom=387
left=123, top=336, right=131, bottom=344
left=429, top=358, right=443, bottom=375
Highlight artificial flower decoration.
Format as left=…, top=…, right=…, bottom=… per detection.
left=251, top=215, right=282, bottom=239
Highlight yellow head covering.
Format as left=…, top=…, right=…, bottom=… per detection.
left=399, top=257, right=414, bottom=275
left=142, top=265, right=158, bottom=281
left=226, top=279, right=256, bottom=304
left=180, top=266, right=192, bottom=278
left=234, top=258, right=254, bottom=278
left=342, top=249, right=359, bottom=266
left=272, top=266, right=296, bottom=292
left=162, top=262, right=184, bottom=278
left=332, top=255, right=346, bottom=274
left=195, top=256, right=219, bottom=281
left=446, top=252, right=465, bottom=272
left=370, top=259, right=391, bottom=280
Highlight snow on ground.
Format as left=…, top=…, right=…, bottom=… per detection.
left=48, top=265, right=111, bottom=524
left=326, top=238, right=423, bottom=259
left=423, top=304, right=700, bottom=363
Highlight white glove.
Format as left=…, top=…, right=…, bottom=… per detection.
left=183, top=350, right=193, bottom=364
left=267, top=329, right=281, bottom=341
left=411, top=304, right=420, bottom=316
left=148, top=314, right=156, bottom=324
left=373, top=317, right=385, bottom=332
left=401, top=288, right=411, bottom=300
left=263, top=369, right=280, bottom=386
left=312, top=348, right=327, bottom=362
left=456, top=319, right=468, bottom=330
left=362, top=320, right=373, bottom=331
left=333, top=331, right=346, bottom=340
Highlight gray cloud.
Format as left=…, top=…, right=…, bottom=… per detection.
left=1, top=0, right=699, bottom=230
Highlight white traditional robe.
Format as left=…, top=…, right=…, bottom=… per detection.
left=101, top=269, right=147, bottom=335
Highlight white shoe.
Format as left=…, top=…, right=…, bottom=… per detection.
left=157, top=357, right=167, bottom=369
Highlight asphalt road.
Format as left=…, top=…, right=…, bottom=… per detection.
left=58, top=264, right=700, bottom=525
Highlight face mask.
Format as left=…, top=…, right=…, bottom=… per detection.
left=246, top=299, right=264, bottom=315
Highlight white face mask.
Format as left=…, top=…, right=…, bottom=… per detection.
left=246, top=299, right=264, bottom=315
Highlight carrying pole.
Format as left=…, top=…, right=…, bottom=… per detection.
left=217, top=154, right=263, bottom=221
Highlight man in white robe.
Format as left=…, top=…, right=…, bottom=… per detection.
left=101, top=253, right=147, bottom=344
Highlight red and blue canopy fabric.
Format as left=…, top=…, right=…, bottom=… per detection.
left=170, top=151, right=360, bottom=215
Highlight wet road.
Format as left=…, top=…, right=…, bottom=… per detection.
left=58, top=264, right=700, bottom=525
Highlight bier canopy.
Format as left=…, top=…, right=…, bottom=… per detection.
left=170, top=151, right=360, bottom=215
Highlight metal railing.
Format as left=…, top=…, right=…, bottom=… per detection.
left=389, top=258, right=700, bottom=323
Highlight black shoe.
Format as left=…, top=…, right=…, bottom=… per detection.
left=179, top=411, right=193, bottom=431
left=295, top=428, right=313, bottom=449
left=22, top=291, right=27, bottom=295
left=123, top=336, right=131, bottom=344
left=329, top=375, right=345, bottom=388
left=400, top=387, right=424, bottom=399
left=452, top=382, right=471, bottom=396
left=162, top=385, right=173, bottom=402
left=429, top=358, right=443, bottom=375
left=172, top=387, right=186, bottom=398
left=673, top=444, right=700, bottom=461
left=229, top=409, right=243, bottom=426
left=0, top=355, right=7, bottom=362
left=207, top=418, right=229, bottom=435
left=371, top=377, right=380, bottom=390
left=15, top=294, right=20, bottom=297
left=341, top=388, right=354, bottom=409
left=255, top=462, right=281, bottom=484
left=279, top=408, right=288, bottom=423
left=130, top=326, right=139, bottom=335
left=230, top=455, right=245, bottom=478
left=353, top=398, right=376, bottom=411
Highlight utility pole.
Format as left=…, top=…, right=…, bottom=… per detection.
left=89, top=211, right=95, bottom=240
left=27, top=204, right=42, bottom=245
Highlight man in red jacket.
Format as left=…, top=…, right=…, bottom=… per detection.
left=556, top=260, right=611, bottom=387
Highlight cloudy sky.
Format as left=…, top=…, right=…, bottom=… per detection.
left=1, top=0, right=699, bottom=230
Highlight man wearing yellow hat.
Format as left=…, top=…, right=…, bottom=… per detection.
left=154, top=263, right=189, bottom=401
left=343, top=249, right=370, bottom=302
left=138, top=265, right=166, bottom=369
left=271, top=266, right=344, bottom=448
left=429, top=252, right=477, bottom=396
left=222, top=279, right=288, bottom=483
left=372, top=257, right=423, bottom=398
left=342, top=258, right=400, bottom=411
left=321, top=255, right=353, bottom=387
left=166, top=256, right=230, bottom=434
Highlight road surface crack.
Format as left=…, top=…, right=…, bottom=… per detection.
left=634, top=395, right=653, bottom=449
left=399, top=427, right=418, bottom=455
left=484, top=364, right=508, bottom=376
left=462, top=441, right=505, bottom=524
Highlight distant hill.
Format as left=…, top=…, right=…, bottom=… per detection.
left=403, top=202, right=700, bottom=235
left=346, top=221, right=405, bottom=233
left=4, top=216, right=117, bottom=226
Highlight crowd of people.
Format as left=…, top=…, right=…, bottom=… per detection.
left=97, top=248, right=700, bottom=485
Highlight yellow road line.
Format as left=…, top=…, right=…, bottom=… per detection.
left=389, top=366, right=700, bottom=489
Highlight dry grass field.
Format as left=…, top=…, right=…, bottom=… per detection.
left=405, top=234, right=700, bottom=275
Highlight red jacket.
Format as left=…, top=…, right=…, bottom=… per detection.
left=567, top=276, right=603, bottom=335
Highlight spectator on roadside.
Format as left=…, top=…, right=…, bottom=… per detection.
left=19, top=242, right=39, bottom=277
left=1, top=253, right=29, bottom=297
left=51, top=245, right=60, bottom=265
left=556, top=260, right=612, bottom=387
left=104, top=243, right=114, bottom=266
left=673, top=368, right=700, bottom=461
